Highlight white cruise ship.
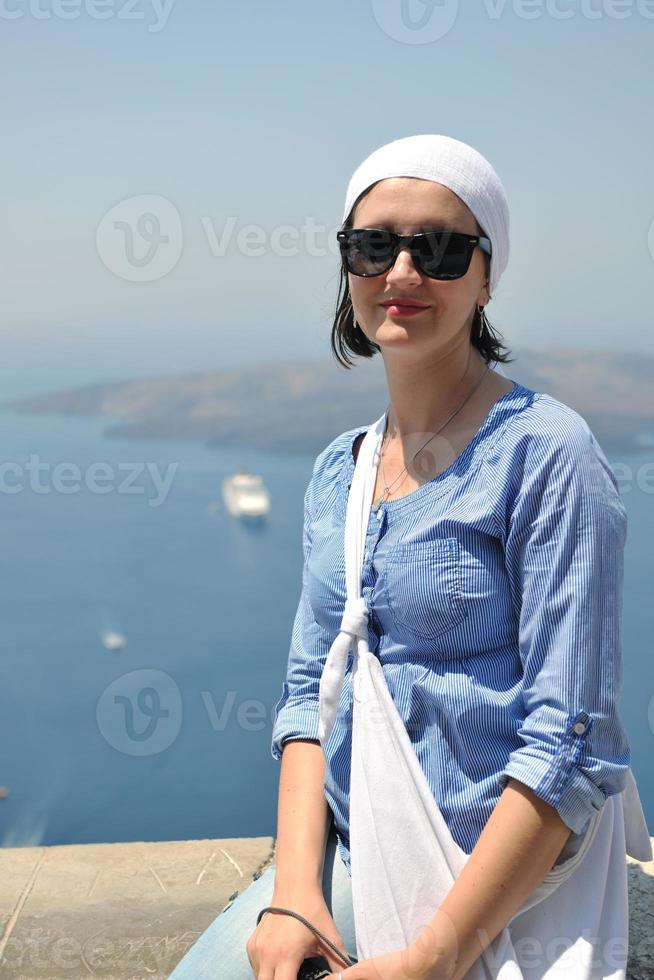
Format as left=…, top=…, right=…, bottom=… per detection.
left=221, top=470, right=270, bottom=519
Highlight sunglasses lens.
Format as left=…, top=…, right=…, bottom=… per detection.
left=416, top=232, right=471, bottom=279
left=341, top=229, right=395, bottom=275
left=340, top=230, right=475, bottom=279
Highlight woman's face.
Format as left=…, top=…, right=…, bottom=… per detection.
left=348, top=177, right=490, bottom=358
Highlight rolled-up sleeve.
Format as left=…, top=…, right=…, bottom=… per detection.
left=270, top=465, right=333, bottom=761
left=497, top=416, right=631, bottom=834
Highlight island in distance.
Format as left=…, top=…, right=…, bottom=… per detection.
left=1, top=347, right=653, bottom=457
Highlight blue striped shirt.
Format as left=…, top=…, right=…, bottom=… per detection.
left=270, top=381, right=631, bottom=877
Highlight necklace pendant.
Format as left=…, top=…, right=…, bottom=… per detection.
left=372, top=487, right=390, bottom=512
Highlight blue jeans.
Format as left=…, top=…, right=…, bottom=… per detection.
left=167, top=819, right=357, bottom=978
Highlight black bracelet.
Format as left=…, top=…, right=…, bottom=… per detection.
left=256, top=905, right=357, bottom=968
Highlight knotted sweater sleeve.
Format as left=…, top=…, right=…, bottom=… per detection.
left=487, top=406, right=631, bottom=834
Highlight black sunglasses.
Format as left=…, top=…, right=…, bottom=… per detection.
left=336, top=227, right=492, bottom=281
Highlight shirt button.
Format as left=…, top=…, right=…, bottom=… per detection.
left=572, top=711, right=590, bottom=734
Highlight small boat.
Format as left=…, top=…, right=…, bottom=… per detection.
left=221, top=470, right=270, bottom=519
left=0, top=786, right=8, bottom=800
left=101, top=630, right=127, bottom=651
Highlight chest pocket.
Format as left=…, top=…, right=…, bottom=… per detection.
left=383, top=536, right=467, bottom=643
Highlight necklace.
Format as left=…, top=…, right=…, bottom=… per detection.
left=371, top=363, right=491, bottom=512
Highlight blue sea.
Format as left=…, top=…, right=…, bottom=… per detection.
left=0, top=408, right=652, bottom=848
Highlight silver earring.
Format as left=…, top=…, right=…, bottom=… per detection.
left=353, top=315, right=359, bottom=331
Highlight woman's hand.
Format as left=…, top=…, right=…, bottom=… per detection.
left=325, top=938, right=454, bottom=980
left=245, top=886, right=352, bottom=978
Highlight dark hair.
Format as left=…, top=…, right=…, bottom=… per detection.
left=330, top=194, right=514, bottom=370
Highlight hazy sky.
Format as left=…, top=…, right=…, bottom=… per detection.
left=1, top=0, right=652, bottom=397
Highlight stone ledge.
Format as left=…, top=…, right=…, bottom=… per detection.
left=0, top=837, right=652, bottom=979
left=0, top=837, right=275, bottom=979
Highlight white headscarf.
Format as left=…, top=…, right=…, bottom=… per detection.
left=341, top=133, right=510, bottom=298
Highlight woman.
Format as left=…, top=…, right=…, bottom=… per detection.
left=168, top=135, right=650, bottom=980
